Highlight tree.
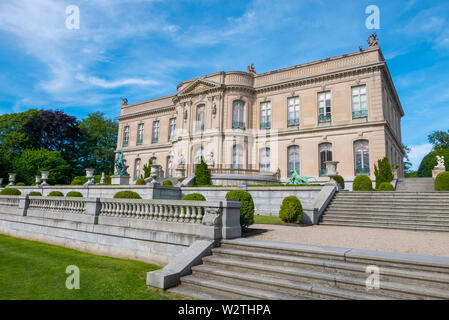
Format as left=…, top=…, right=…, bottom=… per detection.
left=402, top=144, right=413, bottom=174
left=374, top=156, right=393, bottom=189
left=13, top=149, right=71, bottom=185
left=418, top=149, right=449, bottom=177
left=78, top=112, right=118, bottom=175
left=142, top=158, right=153, bottom=179
left=194, top=157, right=211, bottom=185
left=428, top=130, right=449, bottom=150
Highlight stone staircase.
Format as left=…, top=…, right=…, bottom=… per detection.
left=319, top=191, right=449, bottom=232
left=170, top=238, right=449, bottom=300
left=396, top=178, right=435, bottom=192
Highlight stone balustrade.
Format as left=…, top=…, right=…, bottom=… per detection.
left=28, top=196, right=85, bottom=214
left=0, top=195, right=20, bottom=207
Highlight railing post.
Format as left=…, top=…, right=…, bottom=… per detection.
left=85, top=198, right=101, bottom=224
left=18, top=195, right=30, bottom=216
left=221, top=199, right=242, bottom=239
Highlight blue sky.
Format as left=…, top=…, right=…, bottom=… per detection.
left=0, top=0, right=448, bottom=169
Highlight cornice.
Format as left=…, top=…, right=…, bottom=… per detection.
left=116, top=105, right=176, bottom=121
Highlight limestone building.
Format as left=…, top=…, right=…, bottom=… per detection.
left=116, top=38, right=404, bottom=184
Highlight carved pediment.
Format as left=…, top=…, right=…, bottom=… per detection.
left=178, top=79, right=222, bottom=97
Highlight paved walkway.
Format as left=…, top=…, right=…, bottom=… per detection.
left=249, top=224, right=449, bottom=257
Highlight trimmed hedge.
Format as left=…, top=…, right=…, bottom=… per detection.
left=378, top=182, right=395, bottom=191
left=113, top=191, right=142, bottom=199
left=331, top=175, right=345, bottom=189
left=0, top=188, right=21, bottom=195
left=29, top=191, right=42, bottom=196
left=194, top=158, right=211, bottom=186
left=353, top=175, right=373, bottom=191
left=135, top=178, right=146, bottom=185
left=16, top=182, right=26, bottom=186
left=48, top=191, right=64, bottom=197
left=435, top=172, right=449, bottom=191
left=182, top=193, right=206, bottom=201
left=66, top=191, right=83, bottom=197
left=279, top=196, right=303, bottom=223
left=225, top=190, right=254, bottom=230
left=162, top=180, right=174, bottom=187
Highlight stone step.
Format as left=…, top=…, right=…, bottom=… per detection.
left=330, top=200, right=449, bottom=207
left=320, top=221, right=449, bottom=233
left=169, top=284, right=231, bottom=300
left=337, top=192, right=448, bottom=196
left=322, top=213, right=449, bottom=223
left=325, top=207, right=449, bottom=215
left=320, top=217, right=449, bottom=230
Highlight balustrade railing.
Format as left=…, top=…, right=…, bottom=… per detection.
left=28, top=197, right=85, bottom=214
left=0, top=195, right=20, bottom=207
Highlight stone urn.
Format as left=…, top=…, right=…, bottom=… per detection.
left=325, top=161, right=340, bottom=177
left=41, top=171, right=49, bottom=186
left=7, top=173, right=16, bottom=186
left=176, top=167, right=186, bottom=179
left=85, top=168, right=95, bottom=185
left=35, top=175, right=42, bottom=185
left=151, top=165, right=161, bottom=179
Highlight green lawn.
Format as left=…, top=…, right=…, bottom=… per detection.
left=254, top=215, right=285, bottom=225
left=0, top=234, right=190, bottom=300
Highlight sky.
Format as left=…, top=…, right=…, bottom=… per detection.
left=0, top=0, right=448, bottom=170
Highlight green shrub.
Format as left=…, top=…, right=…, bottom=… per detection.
left=435, top=172, right=449, bottom=191
left=135, top=178, right=146, bottom=185
left=331, top=175, right=345, bottom=189
left=113, top=191, right=142, bottom=199
left=66, top=191, right=83, bottom=197
left=182, top=193, right=206, bottom=201
left=71, top=176, right=87, bottom=185
left=0, top=188, right=21, bottom=195
left=374, top=156, right=393, bottom=189
left=279, top=196, right=303, bottom=223
left=225, top=190, right=254, bottom=230
left=16, top=182, right=26, bottom=186
left=48, top=191, right=64, bottom=197
left=162, top=180, right=174, bottom=187
left=142, top=159, right=153, bottom=179
left=70, top=174, right=112, bottom=186
left=353, top=175, right=373, bottom=191
left=378, top=182, right=395, bottom=191
left=418, top=149, right=449, bottom=177
left=29, top=191, right=42, bottom=196
left=194, top=158, right=211, bottom=186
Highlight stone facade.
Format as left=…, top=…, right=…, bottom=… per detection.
left=116, top=44, right=404, bottom=183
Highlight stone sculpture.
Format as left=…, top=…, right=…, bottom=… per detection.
left=114, top=150, right=129, bottom=176
left=287, top=170, right=310, bottom=185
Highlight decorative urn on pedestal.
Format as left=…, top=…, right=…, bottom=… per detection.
left=7, top=173, right=16, bottom=186
left=35, top=175, right=42, bottom=185
left=85, top=168, right=95, bottom=185
left=40, top=171, right=49, bottom=186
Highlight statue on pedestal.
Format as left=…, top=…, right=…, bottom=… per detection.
left=436, top=155, right=445, bottom=168
left=115, top=150, right=129, bottom=176
left=287, top=170, right=310, bottom=185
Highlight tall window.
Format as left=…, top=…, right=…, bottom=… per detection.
left=287, top=97, right=300, bottom=127
left=137, top=123, right=144, bottom=145
left=288, top=146, right=300, bottom=176
left=123, top=126, right=130, bottom=147
left=318, top=91, right=331, bottom=124
left=232, top=100, right=245, bottom=129
left=168, top=118, right=176, bottom=141
left=232, top=145, right=243, bottom=169
left=352, top=85, right=367, bottom=119
left=196, top=105, right=205, bottom=133
left=193, top=146, right=204, bottom=169
left=260, top=101, right=271, bottom=129
left=259, top=148, right=271, bottom=172
left=152, top=121, right=159, bottom=143
left=354, top=140, right=370, bottom=175
left=166, top=156, right=173, bottom=178
left=134, top=158, right=141, bottom=181
left=319, top=143, right=333, bottom=176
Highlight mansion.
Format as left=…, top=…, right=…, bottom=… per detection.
left=116, top=39, right=404, bottom=184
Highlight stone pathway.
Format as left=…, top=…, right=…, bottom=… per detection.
left=249, top=224, right=449, bottom=257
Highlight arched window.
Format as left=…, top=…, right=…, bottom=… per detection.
left=288, top=146, right=300, bottom=176
left=123, top=126, right=130, bottom=147
left=134, top=158, right=141, bottom=181
left=259, top=148, right=270, bottom=172
left=319, top=143, right=333, bottom=176
left=354, top=140, right=370, bottom=175
left=232, top=144, right=243, bottom=169
left=166, top=156, right=173, bottom=178
left=196, top=104, right=205, bottom=133
left=193, top=146, right=204, bottom=168
left=232, top=100, right=245, bottom=129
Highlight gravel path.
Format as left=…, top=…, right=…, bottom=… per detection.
left=249, top=224, right=449, bottom=257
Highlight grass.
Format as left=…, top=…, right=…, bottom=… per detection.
left=0, top=234, right=190, bottom=300
left=253, top=215, right=284, bottom=225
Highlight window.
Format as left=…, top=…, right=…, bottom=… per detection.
left=168, top=118, right=176, bottom=141
left=260, top=101, right=271, bottom=129
left=288, top=146, right=300, bottom=176
left=134, top=159, right=141, bottom=181
left=166, top=156, right=173, bottom=178
left=318, top=91, right=331, bottom=123
left=287, top=97, right=300, bottom=127
left=196, top=105, right=205, bottom=133
left=152, top=121, right=159, bottom=143
left=232, top=145, right=243, bottom=169
left=354, top=140, right=370, bottom=175
left=123, top=126, right=130, bottom=147
left=137, top=123, right=144, bottom=145
left=352, top=85, right=367, bottom=119
left=259, top=148, right=270, bottom=172
left=193, top=146, right=204, bottom=169
left=319, top=143, right=333, bottom=176
left=232, top=100, right=245, bottom=129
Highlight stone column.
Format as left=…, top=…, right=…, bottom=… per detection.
left=18, top=195, right=30, bottom=216
left=220, top=199, right=242, bottom=239
left=84, top=198, right=101, bottom=224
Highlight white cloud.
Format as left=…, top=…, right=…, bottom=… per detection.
left=408, top=143, right=433, bottom=170
left=76, top=74, right=158, bottom=89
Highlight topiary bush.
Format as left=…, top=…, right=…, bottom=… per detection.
left=353, top=175, right=373, bottom=191
left=16, top=182, right=26, bottom=186
left=418, top=149, right=449, bottom=177
left=0, top=188, right=21, bottom=195
left=225, top=190, right=254, bottom=230
left=29, top=191, right=42, bottom=196
left=279, top=196, right=303, bottom=223
left=332, top=175, right=345, bottom=189
left=195, top=158, right=211, bottom=186
left=378, top=182, right=395, bottom=191
left=135, top=178, right=146, bottom=185
left=70, top=178, right=86, bottom=185
left=374, top=156, right=393, bottom=189
left=162, top=180, right=174, bottom=187
left=182, top=193, right=206, bottom=201
left=66, top=191, right=83, bottom=197
left=435, top=172, right=449, bottom=191
left=113, top=191, right=142, bottom=199
left=48, top=191, right=64, bottom=197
